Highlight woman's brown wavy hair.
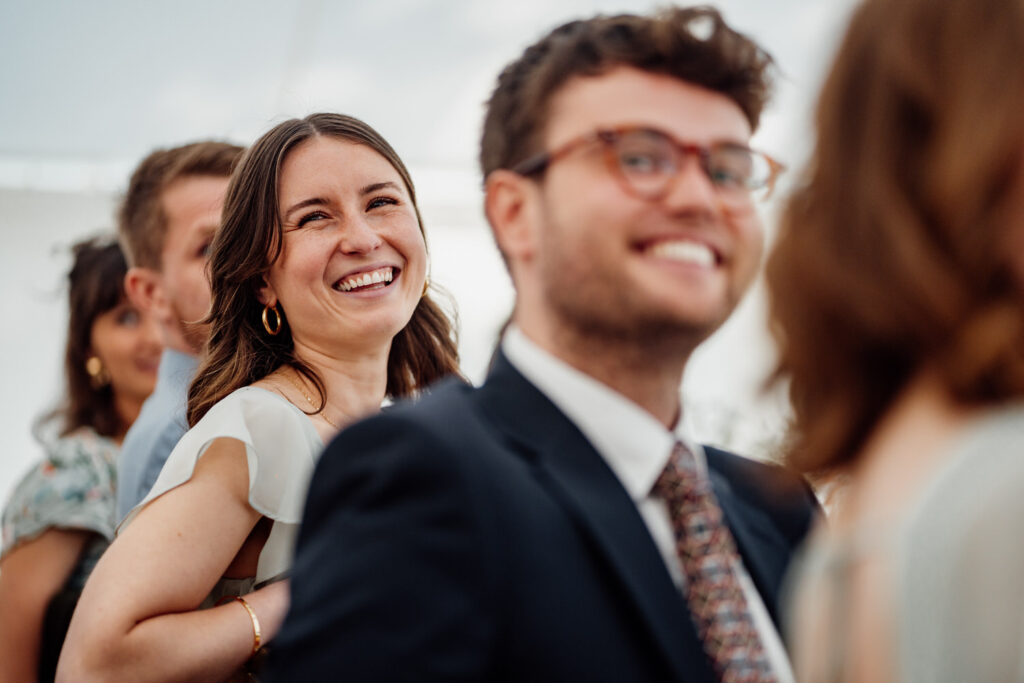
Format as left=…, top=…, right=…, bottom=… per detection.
left=767, top=0, right=1024, bottom=476
left=46, top=236, right=132, bottom=439
left=188, top=113, right=461, bottom=426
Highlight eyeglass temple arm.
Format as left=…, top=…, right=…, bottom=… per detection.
left=761, top=156, right=786, bottom=198
left=510, top=153, right=551, bottom=176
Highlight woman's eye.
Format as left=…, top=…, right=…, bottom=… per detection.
left=197, top=241, right=212, bottom=258
left=297, top=210, right=330, bottom=227
left=367, top=196, right=399, bottom=210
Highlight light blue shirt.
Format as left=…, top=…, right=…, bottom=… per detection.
left=115, top=348, right=198, bottom=523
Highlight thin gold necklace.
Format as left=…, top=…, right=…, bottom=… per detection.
left=281, top=371, right=340, bottom=430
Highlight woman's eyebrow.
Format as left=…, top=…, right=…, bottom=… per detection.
left=359, top=181, right=400, bottom=195
left=283, top=196, right=330, bottom=220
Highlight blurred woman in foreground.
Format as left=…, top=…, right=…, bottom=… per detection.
left=0, top=237, right=161, bottom=682
left=768, top=0, right=1024, bottom=680
left=59, top=113, right=460, bottom=682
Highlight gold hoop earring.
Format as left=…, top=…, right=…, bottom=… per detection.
left=262, top=303, right=282, bottom=336
left=85, top=356, right=111, bottom=389
left=421, top=277, right=430, bottom=298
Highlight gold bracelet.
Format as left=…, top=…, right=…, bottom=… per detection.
left=233, top=596, right=262, bottom=656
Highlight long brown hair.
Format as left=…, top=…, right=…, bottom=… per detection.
left=48, top=237, right=132, bottom=438
left=766, top=0, right=1024, bottom=475
left=188, top=113, right=461, bottom=426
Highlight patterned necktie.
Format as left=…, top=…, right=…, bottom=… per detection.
left=651, top=442, right=777, bottom=683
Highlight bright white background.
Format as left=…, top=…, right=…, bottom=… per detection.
left=0, top=0, right=860, bottom=502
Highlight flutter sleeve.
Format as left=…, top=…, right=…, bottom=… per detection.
left=119, top=387, right=323, bottom=582
left=1, top=428, right=118, bottom=559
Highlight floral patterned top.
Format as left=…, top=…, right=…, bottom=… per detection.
left=1, top=426, right=119, bottom=586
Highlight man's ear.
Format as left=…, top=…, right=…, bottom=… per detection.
left=124, top=267, right=166, bottom=316
left=485, top=169, right=541, bottom=264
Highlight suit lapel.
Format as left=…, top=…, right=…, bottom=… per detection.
left=478, top=354, right=716, bottom=683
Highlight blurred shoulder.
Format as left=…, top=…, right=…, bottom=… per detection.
left=332, top=377, right=479, bottom=446
left=2, top=427, right=118, bottom=554
left=48, top=426, right=119, bottom=466
left=390, top=376, right=479, bottom=420
left=704, top=445, right=819, bottom=522
left=14, top=426, right=118, bottom=495
left=315, top=377, right=488, bottom=483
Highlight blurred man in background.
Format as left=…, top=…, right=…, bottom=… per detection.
left=115, top=141, right=243, bottom=521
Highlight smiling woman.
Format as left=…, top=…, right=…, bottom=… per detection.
left=56, top=113, right=462, bottom=682
left=263, top=135, right=432, bottom=398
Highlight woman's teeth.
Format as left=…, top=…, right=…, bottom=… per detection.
left=334, top=267, right=395, bottom=292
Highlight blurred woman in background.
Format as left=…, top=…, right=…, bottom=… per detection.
left=0, top=236, right=161, bottom=682
left=768, top=0, right=1024, bottom=680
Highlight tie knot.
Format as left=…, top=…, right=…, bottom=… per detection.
left=652, top=441, right=701, bottom=498
left=671, top=441, right=698, bottom=471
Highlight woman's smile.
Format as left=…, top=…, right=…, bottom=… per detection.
left=332, top=265, right=399, bottom=293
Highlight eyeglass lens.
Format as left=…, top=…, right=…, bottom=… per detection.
left=610, top=129, right=772, bottom=199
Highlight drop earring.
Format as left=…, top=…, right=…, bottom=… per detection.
left=262, top=303, right=283, bottom=336
left=85, top=356, right=111, bottom=389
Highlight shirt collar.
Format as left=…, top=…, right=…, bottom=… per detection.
left=157, top=347, right=199, bottom=385
left=502, top=326, right=707, bottom=501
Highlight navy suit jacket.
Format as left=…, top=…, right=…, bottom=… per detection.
left=268, top=353, right=818, bottom=682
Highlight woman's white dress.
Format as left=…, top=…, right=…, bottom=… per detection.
left=122, top=386, right=324, bottom=599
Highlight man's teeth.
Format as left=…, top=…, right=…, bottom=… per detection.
left=647, top=241, right=715, bottom=267
left=336, top=267, right=394, bottom=292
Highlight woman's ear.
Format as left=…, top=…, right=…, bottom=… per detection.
left=257, top=278, right=277, bottom=307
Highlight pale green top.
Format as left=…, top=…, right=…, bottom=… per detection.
left=786, top=403, right=1024, bottom=682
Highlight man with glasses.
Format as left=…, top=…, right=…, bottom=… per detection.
left=270, top=7, right=818, bottom=682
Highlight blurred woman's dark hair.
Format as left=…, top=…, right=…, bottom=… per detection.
left=45, top=236, right=132, bottom=438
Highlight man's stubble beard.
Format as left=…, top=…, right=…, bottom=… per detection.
left=544, top=277, right=718, bottom=363
left=537, top=232, right=724, bottom=363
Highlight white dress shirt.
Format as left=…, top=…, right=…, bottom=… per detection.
left=503, top=327, right=795, bottom=682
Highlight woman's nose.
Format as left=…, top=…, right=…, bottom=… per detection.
left=338, top=216, right=384, bottom=254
